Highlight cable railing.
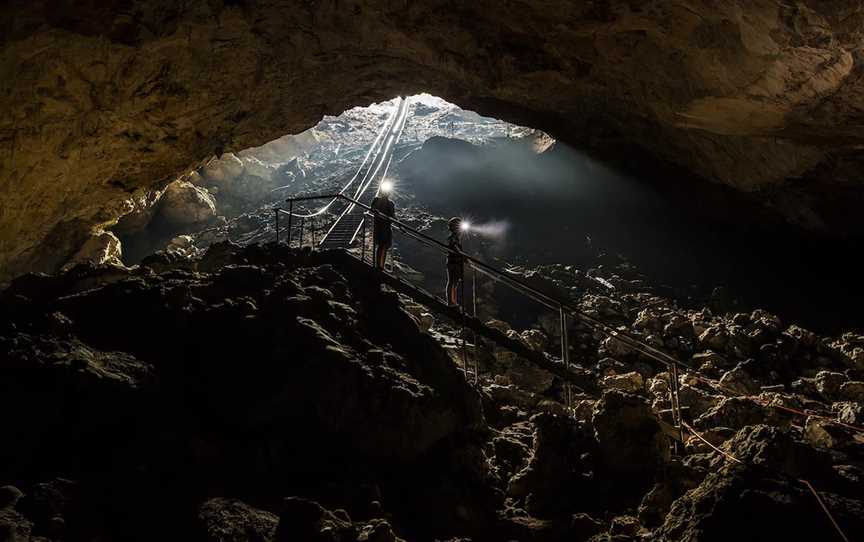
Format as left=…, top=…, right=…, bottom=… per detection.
left=278, top=97, right=408, bottom=221
left=271, top=192, right=856, bottom=538
left=275, top=192, right=689, bottom=443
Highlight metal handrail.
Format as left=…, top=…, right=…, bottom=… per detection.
left=278, top=193, right=691, bottom=371
left=278, top=191, right=688, bottom=440
left=278, top=97, right=408, bottom=219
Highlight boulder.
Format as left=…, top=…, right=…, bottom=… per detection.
left=64, top=231, right=124, bottom=269
left=718, top=364, right=760, bottom=396
left=694, top=396, right=791, bottom=431
left=697, top=326, right=728, bottom=351
left=834, top=401, right=864, bottom=426
left=804, top=417, right=857, bottom=451
left=677, top=384, right=722, bottom=418
left=520, top=329, right=548, bottom=352
left=509, top=413, right=594, bottom=516
left=156, top=180, right=217, bottom=227
left=815, top=370, right=847, bottom=401
left=199, top=498, right=279, bottom=542
left=656, top=461, right=864, bottom=542
left=600, top=372, right=644, bottom=394
left=592, top=390, right=669, bottom=479
left=692, top=350, right=731, bottom=369
left=717, top=425, right=831, bottom=480
left=357, top=520, right=404, bottom=542
left=274, top=497, right=356, bottom=542
left=602, top=335, right=635, bottom=358
left=485, top=319, right=512, bottom=334
left=839, top=381, right=864, bottom=402
left=829, top=333, right=864, bottom=370
left=202, top=153, right=245, bottom=187
left=0, top=486, right=23, bottom=509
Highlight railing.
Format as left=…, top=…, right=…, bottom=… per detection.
left=275, top=193, right=685, bottom=444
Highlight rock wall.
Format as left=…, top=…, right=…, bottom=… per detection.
left=2, top=0, right=863, bottom=280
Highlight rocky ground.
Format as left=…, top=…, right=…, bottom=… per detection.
left=2, top=242, right=863, bottom=541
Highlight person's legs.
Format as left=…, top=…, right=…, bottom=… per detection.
left=446, top=266, right=462, bottom=305
left=376, top=243, right=388, bottom=269
left=374, top=230, right=391, bottom=270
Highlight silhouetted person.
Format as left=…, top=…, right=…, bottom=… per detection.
left=446, top=217, right=465, bottom=306
left=371, top=183, right=395, bottom=269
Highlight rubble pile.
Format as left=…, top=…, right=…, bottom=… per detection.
left=1, top=244, right=862, bottom=541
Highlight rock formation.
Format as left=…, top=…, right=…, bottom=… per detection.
left=2, top=1, right=864, bottom=280
left=2, top=241, right=863, bottom=540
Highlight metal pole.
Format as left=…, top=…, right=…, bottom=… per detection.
left=372, top=227, right=378, bottom=269
left=287, top=200, right=294, bottom=247
left=461, top=277, right=468, bottom=380
left=361, top=217, right=367, bottom=263
left=311, top=216, right=317, bottom=248
left=275, top=209, right=280, bottom=244
left=300, top=217, right=305, bottom=248
left=560, top=306, right=572, bottom=415
left=669, top=362, right=682, bottom=454
left=472, top=265, right=479, bottom=385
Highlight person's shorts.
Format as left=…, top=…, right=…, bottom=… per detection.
left=374, top=228, right=392, bottom=248
left=447, top=264, right=463, bottom=284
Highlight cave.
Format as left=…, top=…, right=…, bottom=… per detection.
left=2, top=2, right=864, bottom=542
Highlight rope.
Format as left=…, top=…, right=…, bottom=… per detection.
left=287, top=98, right=407, bottom=219
left=680, top=421, right=850, bottom=542
left=680, top=420, right=742, bottom=464
left=798, top=478, right=851, bottom=542
left=683, top=371, right=864, bottom=435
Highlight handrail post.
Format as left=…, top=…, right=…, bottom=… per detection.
left=669, top=362, right=682, bottom=454
left=560, top=306, right=572, bottom=415
left=274, top=208, right=280, bottom=244
left=287, top=200, right=294, bottom=247
left=300, top=217, right=305, bottom=248
left=472, top=264, right=479, bottom=385
left=311, top=216, right=317, bottom=249
left=372, top=223, right=378, bottom=269
left=361, top=215, right=367, bottom=263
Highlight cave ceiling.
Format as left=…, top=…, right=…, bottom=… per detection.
left=1, top=0, right=863, bottom=280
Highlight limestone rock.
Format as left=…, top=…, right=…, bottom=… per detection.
left=199, top=498, right=279, bottom=542
left=834, top=401, right=864, bottom=426
left=63, top=231, right=124, bottom=269
left=804, top=417, right=856, bottom=451
left=156, top=180, right=217, bottom=227
left=815, top=370, right=848, bottom=401
left=718, top=364, right=760, bottom=396
left=520, top=329, right=548, bottom=352
left=656, top=462, right=864, bottom=542
left=508, top=413, right=593, bottom=516
left=592, top=390, right=669, bottom=479
left=203, top=153, right=245, bottom=187
left=274, top=497, right=356, bottom=542
left=600, top=371, right=644, bottom=394
left=695, top=396, right=791, bottom=432
left=3, top=1, right=864, bottom=279
left=839, top=381, right=864, bottom=402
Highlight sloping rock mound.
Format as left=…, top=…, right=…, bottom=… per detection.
left=0, top=244, right=485, bottom=540
left=656, top=463, right=864, bottom=542
left=592, top=390, right=669, bottom=481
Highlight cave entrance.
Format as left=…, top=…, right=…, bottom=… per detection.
left=111, top=94, right=539, bottom=265
left=111, top=93, right=864, bottom=334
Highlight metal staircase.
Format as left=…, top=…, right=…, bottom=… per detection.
left=319, top=97, right=410, bottom=251
left=276, top=192, right=690, bottom=451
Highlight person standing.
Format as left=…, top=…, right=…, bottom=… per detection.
left=370, top=182, right=395, bottom=270
left=446, top=217, right=465, bottom=306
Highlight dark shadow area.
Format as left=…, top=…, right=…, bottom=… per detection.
left=398, top=136, right=864, bottom=334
